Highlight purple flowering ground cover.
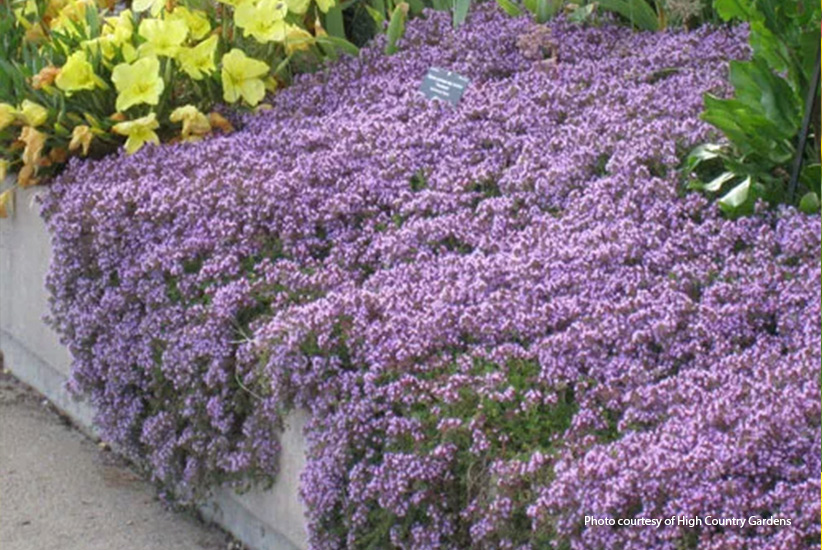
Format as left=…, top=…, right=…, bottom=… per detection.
left=41, top=6, right=820, bottom=550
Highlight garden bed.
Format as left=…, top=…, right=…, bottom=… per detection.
left=10, top=5, right=822, bottom=550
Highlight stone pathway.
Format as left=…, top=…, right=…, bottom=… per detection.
left=0, top=370, right=239, bottom=550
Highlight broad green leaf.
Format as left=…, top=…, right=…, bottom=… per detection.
left=453, top=0, right=471, bottom=28
left=597, top=0, right=659, bottom=31
left=495, top=0, right=521, bottom=17
left=718, top=176, right=752, bottom=212
left=703, top=171, right=736, bottom=192
left=728, top=59, right=800, bottom=133
left=702, top=95, right=795, bottom=161
left=323, top=6, right=346, bottom=38
left=799, top=191, right=820, bottom=214
left=800, top=164, right=821, bottom=193
left=568, top=3, right=595, bottom=23
left=685, top=143, right=724, bottom=172
left=748, top=21, right=790, bottom=75
left=406, top=0, right=425, bottom=14
left=712, top=0, right=754, bottom=21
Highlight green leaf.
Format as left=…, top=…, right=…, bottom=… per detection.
left=315, top=36, right=360, bottom=56
left=534, top=0, right=561, bottom=23
left=323, top=6, right=347, bottom=38
left=406, top=0, right=425, bottom=14
left=800, top=164, right=821, bottom=194
left=384, top=2, right=409, bottom=55
left=799, top=191, right=820, bottom=214
left=685, top=143, right=724, bottom=172
left=597, top=0, right=659, bottom=31
left=495, top=0, right=521, bottom=16
left=712, top=0, right=754, bottom=21
left=364, top=4, right=385, bottom=24
left=748, top=21, right=791, bottom=75
left=728, top=59, right=800, bottom=133
left=568, top=3, right=595, bottom=23
left=453, top=0, right=471, bottom=28
left=703, top=171, right=736, bottom=192
left=701, top=95, right=794, bottom=161
left=718, top=176, right=752, bottom=212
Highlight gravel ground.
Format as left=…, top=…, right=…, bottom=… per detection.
left=0, top=369, right=239, bottom=550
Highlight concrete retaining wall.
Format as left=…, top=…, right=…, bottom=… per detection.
left=0, top=185, right=309, bottom=550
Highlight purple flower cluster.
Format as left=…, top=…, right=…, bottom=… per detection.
left=42, top=6, right=820, bottom=549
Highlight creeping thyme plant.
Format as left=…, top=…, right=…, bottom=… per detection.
left=0, top=0, right=351, bottom=205
left=42, top=6, right=820, bottom=549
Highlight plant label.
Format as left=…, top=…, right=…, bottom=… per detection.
left=420, top=67, right=470, bottom=106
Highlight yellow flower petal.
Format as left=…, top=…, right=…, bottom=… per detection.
left=138, top=18, right=188, bottom=57
left=235, top=0, right=288, bottom=43
left=315, top=0, right=335, bottom=13
left=284, top=25, right=313, bottom=55
left=221, top=48, right=269, bottom=106
left=177, top=35, right=218, bottom=80
left=111, top=56, right=164, bottom=112
left=102, top=9, right=134, bottom=45
left=0, top=104, right=17, bottom=131
left=169, top=6, right=211, bottom=40
left=20, top=100, right=49, bottom=127
left=112, top=113, right=160, bottom=154
left=286, top=0, right=309, bottom=14
left=55, top=51, right=99, bottom=93
left=132, top=0, right=165, bottom=16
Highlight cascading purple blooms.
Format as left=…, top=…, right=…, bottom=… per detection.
left=41, top=5, right=820, bottom=549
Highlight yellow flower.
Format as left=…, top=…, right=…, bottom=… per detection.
left=101, top=9, right=134, bottom=45
left=177, top=35, right=218, bottom=80
left=284, top=25, right=313, bottom=55
left=20, top=100, right=48, bottom=127
left=220, top=48, right=269, bottom=106
left=286, top=0, right=309, bottom=14
left=0, top=104, right=17, bottom=131
left=138, top=18, right=189, bottom=57
left=169, top=6, right=211, bottom=40
left=169, top=105, right=211, bottom=140
left=56, top=51, right=102, bottom=93
left=111, top=56, right=164, bottom=112
left=315, top=0, right=335, bottom=13
left=131, top=0, right=165, bottom=16
left=81, top=36, right=116, bottom=60
left=50, top=0, right=94, bottom=35
left=69, top=124, right=94, bottom=155
left=216, top=0, right=249, bottom=6
left=234, top=0, right=288, bottom=43
left=0, top=159, right=8, bottom=182
left=112, top=113, right=160, bottom=154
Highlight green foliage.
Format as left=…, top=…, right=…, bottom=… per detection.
left=688, top=0, right=821, bottom=216
left=597, top=0, right=662, bottom=30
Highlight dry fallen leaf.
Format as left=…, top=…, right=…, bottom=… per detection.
left=209, top=112, right=234, bottom=134
left=0, top=188, right=13, bottom=218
